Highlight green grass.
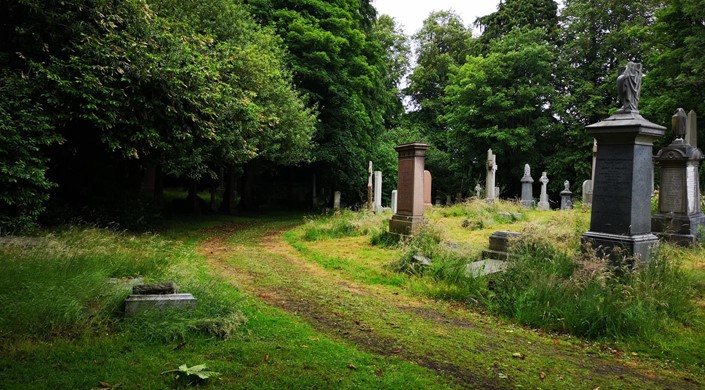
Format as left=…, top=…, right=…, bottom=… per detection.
left=0, top=216, right=456, bottom=389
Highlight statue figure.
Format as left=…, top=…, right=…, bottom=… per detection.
left=524, top=164, right=530, bottom=177
left=673, top=108, right=687, bottom=139
left=616, top=62, right=642, bottom=114
left=564, top=180, right=570, bottom=191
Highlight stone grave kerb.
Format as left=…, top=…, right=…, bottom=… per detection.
left=389, top=142, right=429, bottom=236
left=581, top=62, right=665, bottom=262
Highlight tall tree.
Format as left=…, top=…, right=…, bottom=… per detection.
left=475, top=0, right=559, bottom=50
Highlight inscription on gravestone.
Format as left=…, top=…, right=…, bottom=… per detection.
left=660, top=167, right=685, bottom=213
left=397, top=160, right=413, bottom=213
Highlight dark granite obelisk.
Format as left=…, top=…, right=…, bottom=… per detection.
left=389, top=143, right=429, bottom=236
left=651, top=108, right=705, bottom=245
left=581, top=62, right=665, bottom=262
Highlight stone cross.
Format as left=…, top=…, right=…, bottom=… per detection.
left=687, top=110, right=697, bottom=147
left=673, top=108, right=687, bottom=140
left=486, top=149, right=497, bottom=201
left=538, top=171, right=549, bottom=210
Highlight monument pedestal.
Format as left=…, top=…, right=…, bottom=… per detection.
left=652, top=214, right=705, bottom=246
left=389, top=143, right=428, bottom=236
left=581, top=111, right=665, bottom=262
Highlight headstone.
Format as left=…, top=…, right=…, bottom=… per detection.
left=391, top=190, right=398, bottom=213
left=374, top=170, right=383, bottom=213
left=652, top=108, right=705, bottom=246
left=333, top=191, right=341, bottom=209
left=124, top=294, right=197, bottom=316
left=423, top=170, right=433, bottom=210
left=560, top=180, right=572, bottom=209
left=538, top=172, right=550, bottom=210
left=520, top=164, right=535, bottom=208
left=367, top=161, right=373, bottom=211
left=581, top=62, right=664, bottom=262
left=389, top=143, right=429, bottom=236
left=466, top=260, right=508, bottom=277
left=446, top=194, right=452, bottom=205
left=687, top=110, right=697, bottom=147
left=582, top=180, right=593, bottom=204
left=435, top=194, right=442, bottom=206
left=485, top=149, right=498, bottom=202
left=482, top=231, right=522, bottom=260
left=474, top=183, right=482, bottom=198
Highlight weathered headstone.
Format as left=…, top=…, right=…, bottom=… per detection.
left=374, top=170, right=383, bottom=213
left=474, top=184, right=482, bottom=198
left=652, top=108, right=705, bottom=246
left=333, top=191, right=341, bottom=209
left=582, top=180, right=593, bottom=204
left=367, top=161, right=373, bottom=211
left=581, top=62, right=665, bottom=262
left=124, top=282, right=196, bottom=316
left=520, top=164, right=534, bottom=208
left=389, top=143, right=429, bottom=236
left=391, top=190, right=398, bottom=213
left=446, top=194, right=452, bottom=205
left=482, top=231, right=522, bottom=260
left=560, top=180, right=572, bottom=209
left=423, top=170, right=433, bottom=210
left=435, top=194, right=442, bottom=206
left=486, top=149, right=498, bottom=202
left=687, top=110, right=697, bottom=147
left=538, top=172, right=550, bottom=210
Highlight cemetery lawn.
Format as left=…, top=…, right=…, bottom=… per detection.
left=1, top=204, right=703, bottom=388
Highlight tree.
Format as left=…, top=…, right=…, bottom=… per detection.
left=475, top=0, right=559, bottom=50
left=444, top=28, right=556, bottom=195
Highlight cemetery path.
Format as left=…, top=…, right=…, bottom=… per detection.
left=200, top=220, right=700, bottom=390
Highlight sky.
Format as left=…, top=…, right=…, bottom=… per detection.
left=371, top=0, right=501, bottom=36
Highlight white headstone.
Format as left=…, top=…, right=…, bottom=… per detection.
left=582, top=180, right=592, bottom=204
left=374, top=171, right=382, bottom=213
left=333, top=191, right=341, bottom=209
left=486, top=149, right=497, bottom=201
left=391, top=190, right=398, bottom=213
left=538, top=172, right=550, bottom=210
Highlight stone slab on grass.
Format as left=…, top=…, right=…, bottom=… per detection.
left=466, top=259, right=509, bottom=277
left=124, top=293, right=197, bottom=316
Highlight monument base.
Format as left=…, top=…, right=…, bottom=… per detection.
left=389, top=214, right=427, bottom=236
left=520, top=200, right=535, bottom=209
left=652, top=213, right=705, bottom=246
left=581, top=231, right=659, bottom=263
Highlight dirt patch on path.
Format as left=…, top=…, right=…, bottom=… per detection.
left=200, top=222, right=697, bottom=389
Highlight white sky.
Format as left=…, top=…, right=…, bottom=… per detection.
left=372, top=0, right=501, bottom=36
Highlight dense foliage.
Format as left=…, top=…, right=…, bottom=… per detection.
left=4, top=0, right=705, bottom=229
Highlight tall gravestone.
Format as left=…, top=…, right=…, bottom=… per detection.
left=333, top=191, right=341, bottom=209
left=520, top=164, right=534, bottom=208
left=560, top=180, right=572, bottom=210
left=389, top=143, right=429, bottom=235
left=374, top=171, right=383, bottom=213
left=538, top=172, right=550, bottom=210
left=367, top=161, right=373, bottom=211
left=485, top=149, right=498, bottom=202
left=687, top=110, right=697, bottom=148
left=423, top=170, right=433, bottom=210
left=652, top=108, right=705, bottom=245
left=581, top=62, right=665, bottom=262
left=391, top=190, right=398, bottom=213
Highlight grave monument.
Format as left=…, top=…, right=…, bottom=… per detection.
left=560, top=180, right=572, bottom=209
left=485, top=149, right=497, bottom=202
left=581, top=62, right=665, bottom=261
left=538, top=172, right=550, bottom=210
left=651, top=108, right=705, bottom=245
left=374, top=170, right=383, bottom=213
left=520, top=164, right=534, bottom=208
left=389, top=143, right=429, bottom=235
left=423, top=170, right=433, bottom=210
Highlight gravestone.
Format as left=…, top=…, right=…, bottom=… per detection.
left=486, top=149, right=498, bottom=202
left=560, top=180, right=572, bottom=209
left=446, top=195, right=452, bottom=205
left=423, top=170, right=433, bottom=210
left=482, top=231, right=522, bottom=261
left=389, top=143, right=429, bottom=236
left=367, top=161, right=373, bottom=211
left=520, top=164, right=534, bottom=208
left=475, top=184, right=482, bottom=198
left=374, top=171, right=383, bottom=213
left=687, top=110, right=697, bottom=147
left=333, top=191, right=341, bottom=209
left=652, top=108, right=705, bottom=246
left=124, top=282, right=196, bottom=316
left=391, top=190, right=398, bottom=213
left=538, top=172, right=550, bottom=210
left=435, top=194, right=442, bottom=206
left=495, top=187, right=500, bottom=200
left=582, top=180, right=593, bottom=204
left=581, top=62, right=665, bottom=262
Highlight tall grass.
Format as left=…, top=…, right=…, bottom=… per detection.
left=0, top=227, right=246, bottom=344
left=300, top=210, right=387, bottom=241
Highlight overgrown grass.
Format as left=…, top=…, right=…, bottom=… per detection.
left=300, top=210, right=387, bottom=241
left=0, top=226, right=245, bottom=344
